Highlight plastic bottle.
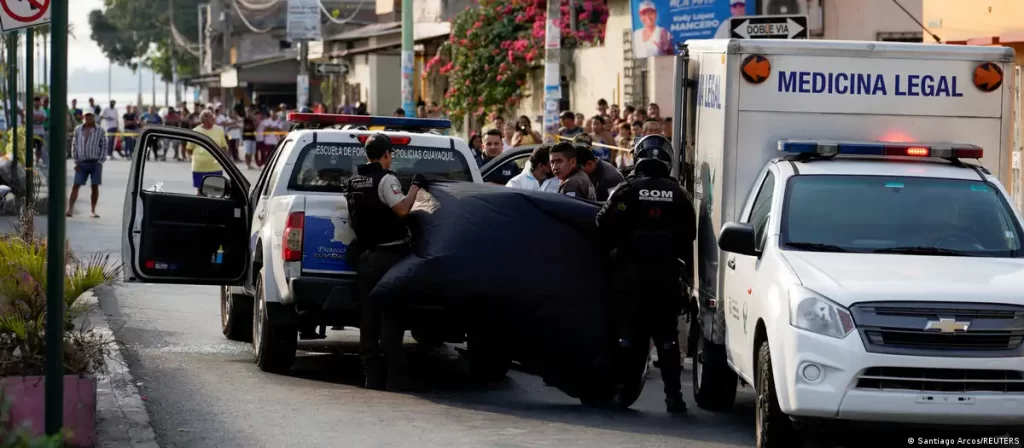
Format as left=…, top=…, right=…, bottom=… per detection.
left=215, top=246, right=224, bottom=264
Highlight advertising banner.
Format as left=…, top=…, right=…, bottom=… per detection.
left=629, top=0, right=823, bottom=59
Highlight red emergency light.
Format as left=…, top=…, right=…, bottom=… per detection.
left=287, top=113, right=452, bottom=130
left=780, top=140, right=984, bottom=160
left=356, top=134, right=412, bottom=145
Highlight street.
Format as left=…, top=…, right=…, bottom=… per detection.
left=2, top=159, right=1018, bottom=448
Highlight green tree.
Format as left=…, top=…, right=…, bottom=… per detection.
left=89, top=0, right=201, bottom=79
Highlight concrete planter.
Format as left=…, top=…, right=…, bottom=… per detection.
left=2, top=375, right=97, bottom=447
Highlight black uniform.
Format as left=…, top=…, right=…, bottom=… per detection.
left=346, top=161, right=412, bottom=389
left=595, top=137, right=696, bottom=412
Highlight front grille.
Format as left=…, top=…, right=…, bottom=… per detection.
left=864, top=329, right=1022, bottom=350
left=856, top=367, right=1024, bottom=393
left=850, top=302, right=1024, bottom=358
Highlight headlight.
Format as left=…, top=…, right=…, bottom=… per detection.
left=789, top=286, right=856, bottom=339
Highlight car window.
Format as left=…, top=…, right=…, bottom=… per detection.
left=782, top=175, right=1024, bottom=257
left=288, top=141, right=473, bottom=193
left=745, top=171, right=775, bottom=251
left=483, top=154, right=528, bottom=184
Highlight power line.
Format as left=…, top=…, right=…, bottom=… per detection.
left=320, top=0, right=368, bottom=25
left=231, top=0, right=275, bottom=33
left=890, top=0, right=941, bottom=43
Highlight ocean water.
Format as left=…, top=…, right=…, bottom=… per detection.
left=67, top=89, right=201, bottom=109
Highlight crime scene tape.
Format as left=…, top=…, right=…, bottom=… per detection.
left=104, top=130, right=291, bottom=138
left=549, top=134, right=632, bottom=154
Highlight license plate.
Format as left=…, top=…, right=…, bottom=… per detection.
left=916, top=395, right=975, bottom=405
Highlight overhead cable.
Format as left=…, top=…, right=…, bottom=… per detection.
left=232, top=0, right=275, bottom=33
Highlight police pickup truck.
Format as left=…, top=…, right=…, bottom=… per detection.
left=120, top=113, right=487, bottom=374
left=674, top=40, right=1024, bottom=446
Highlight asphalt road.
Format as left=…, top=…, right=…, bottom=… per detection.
left=2, top=156, right=1019, bottom=448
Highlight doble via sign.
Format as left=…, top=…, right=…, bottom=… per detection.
left=731, top=15, right=808, bottom=40
left=0, top=0, right=51, bottom=32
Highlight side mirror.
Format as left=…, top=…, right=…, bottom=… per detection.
left=200, top=175, right=229, bottom=198
left=718, top=222, right=759, bottom=257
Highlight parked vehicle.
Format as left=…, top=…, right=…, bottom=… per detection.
left=676, top=39, right=1023, bottom=446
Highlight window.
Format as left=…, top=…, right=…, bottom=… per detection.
left=287, top=142, right=473, bottom=193
left=746, top=171, right=776, bottom=251
left=781, top=176, right=1024, bottom=257
left=877, top=32, right=924, bottom=43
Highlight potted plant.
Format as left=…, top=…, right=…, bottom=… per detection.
left=0, top=211, right=120, bottom=447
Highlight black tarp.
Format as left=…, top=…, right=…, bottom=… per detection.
left=372, top=181, right=614, bottom=391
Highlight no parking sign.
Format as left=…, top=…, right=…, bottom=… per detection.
left=0, top=0, right=50, bottom=32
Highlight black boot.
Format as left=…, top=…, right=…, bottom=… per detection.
left=665, top=393, right=688, bottom=414
left=363, top=356, right=387, bottom=390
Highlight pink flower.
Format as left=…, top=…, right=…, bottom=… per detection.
left=465, top=79, right=471, bottom=86
left=496, top=75, right=503, bottom=81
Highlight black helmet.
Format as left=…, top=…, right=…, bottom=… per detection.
left=632, top=134, right=673, bottom=175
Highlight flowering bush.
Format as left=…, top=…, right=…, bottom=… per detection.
left=424, top=0, right=608, bottom=124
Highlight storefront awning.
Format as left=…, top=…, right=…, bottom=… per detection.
left=220, top=56, right=299, bottom=88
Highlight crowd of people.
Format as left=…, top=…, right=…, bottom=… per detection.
left=466, top=98, right=673, bottom=172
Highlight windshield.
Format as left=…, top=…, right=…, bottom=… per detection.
left=288, top=142, right=473, bottom=193
left=781, top=175, right=1023, bottom=257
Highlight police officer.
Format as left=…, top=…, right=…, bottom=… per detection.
left=346, top=134, right=427, bottom=391
left=595, top=134, right=696, bottom=413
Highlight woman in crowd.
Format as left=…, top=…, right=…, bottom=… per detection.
left=511, top=116, right=542, bottom=147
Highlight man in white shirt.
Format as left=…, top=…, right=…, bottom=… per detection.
left=506, top=145, right=559, bottom=193
left=714, top=0, right=747, bottom=38
left=100, top=100, right=119, bottom=158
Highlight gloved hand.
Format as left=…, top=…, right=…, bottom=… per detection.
left=412, top=173, right=429, bottom=188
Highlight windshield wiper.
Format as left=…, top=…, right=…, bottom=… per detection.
left=872, top=246, right=971, bottom=256
left=785, top=242, right=849, bottom=252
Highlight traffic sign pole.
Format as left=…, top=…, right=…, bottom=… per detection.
left=23, top=29, right=32, bottom=206
left=7, top=35, right=17, bottom=191
left=44, top=0, right=66, bottom=435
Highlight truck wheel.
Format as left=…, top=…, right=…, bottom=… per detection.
left=221, top=286, right=253, bottom=342
left=693, top=324, right=738, bottom=411
left=610, top=346, right=651, bottom=409
left=466, top=331, right=511, bottom=382
left=252, top=273, right=297, bottom=373
left=755, top=340, right=802, bottom=448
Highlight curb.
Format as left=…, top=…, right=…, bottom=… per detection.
left=81, top=289, right=159, bottom=448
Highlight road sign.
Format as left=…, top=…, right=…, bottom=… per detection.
left=315, top=63, right=348, bottom=75
left=730, top=15, right=808, bottom=40
left=0, top=0, right=51, bottom=32
left=286, top=0, right=320, bottom=41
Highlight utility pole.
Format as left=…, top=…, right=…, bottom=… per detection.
left=152, top=69, right=156, bottom=107
left=107, top=62, right=112, bottom=103
left=24, top=30, right=33, bottom=206
left=170, top=0, right=180, bottom=104
left=400, top=0, right=413, bottom=117
left=542, top=0, right=561, bottom=143
left=46, top=0, right=70, bottom=435
left=298, top=41, right=309, bottom=109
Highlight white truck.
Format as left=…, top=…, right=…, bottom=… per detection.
left=118, top=114, right=503, bottom=375
left=675, top=39, right=1024, bottom=446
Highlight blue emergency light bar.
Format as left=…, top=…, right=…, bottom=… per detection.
left=287, top=113, right=452, bottom=130
left=778, top=139, right=983, bottom=159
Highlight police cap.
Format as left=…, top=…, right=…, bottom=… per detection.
left=364, top=133, right=394, bottom=159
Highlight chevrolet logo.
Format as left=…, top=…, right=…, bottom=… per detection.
left=924, top=318, right=971, bottom=333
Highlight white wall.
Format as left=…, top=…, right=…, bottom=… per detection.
left=821, top=0, right=924, bottom=40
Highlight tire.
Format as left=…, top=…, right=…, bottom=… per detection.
left=755, top=340, right=802, bottom=448
left=578, top=344, right=651, bottom=409
left=252, top=272, right=298, bottom=373
left=692, top=324, right=738, bottom=411
left=466, top=331, right=511, bottom=382
left=221, top=286, right=253, bottom=342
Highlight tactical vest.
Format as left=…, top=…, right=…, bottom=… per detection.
left=346, top=163, right=408, bottom=247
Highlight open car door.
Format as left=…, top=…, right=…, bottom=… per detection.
left=121, top=126, right=251, bottom=285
